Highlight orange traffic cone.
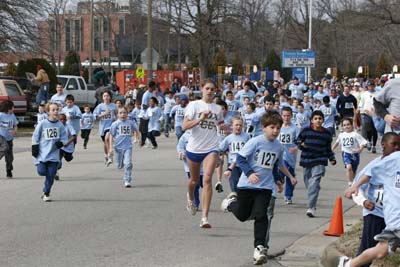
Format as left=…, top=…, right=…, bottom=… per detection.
left=323, top=197, right=344, bottom=237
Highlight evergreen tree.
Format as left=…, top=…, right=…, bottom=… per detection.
left=211, top=48, right=227, bottom=75
left=231, top=50, right=243, bottom=75
left=16, top=59, right=58, bottom=94
left=265, top=49, right=281, bottom=72
left=61, top=51, right=81, bottom=76
left=375, top=52, right=391, bottom=77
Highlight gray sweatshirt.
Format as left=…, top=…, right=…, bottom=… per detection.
left=374, top=78, right=400, bottom=133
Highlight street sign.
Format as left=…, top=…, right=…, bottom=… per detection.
left=282, top=50, right=316, bottom=68
left=136, top=67, right=144, bottom=78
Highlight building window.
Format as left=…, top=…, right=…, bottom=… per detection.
left=49, top=20, right=56, bottom=52
left=65, top=19, right=71, bottom=51
left=94, top=17, right=100, bottom=51
left=119, top=17, right=125, bottom=35
left=103, top=18, right=109, bottom=51
left=74, top=19, right=81, bottom=51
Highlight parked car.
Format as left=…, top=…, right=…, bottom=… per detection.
left=0, top=79, right=29, bottom=122
left=57, top=75, right=97, bottom=108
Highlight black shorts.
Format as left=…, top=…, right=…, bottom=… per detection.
left=101, top=129, right=110, bottom=142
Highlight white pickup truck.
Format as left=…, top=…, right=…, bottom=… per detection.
left=57, top=75, right=97, bottom=108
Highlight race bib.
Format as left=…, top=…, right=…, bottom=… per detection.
left=345, top=102, right=354, bottom=109
left=118, top=125, right=131, bottom=136
left=229, top=141, right=245, bottom=153
left=102, top=113, right=112, bottom=120
left=323, top=108, right=332, bottom=116
left=44, top=127, right=59, bottom=140
left=373, top=188, right=384, bottom=209
left=176, top=110, right=185, bottom=117
left=228, top=104, right=237, bottom=112
left=256, top=150, right=277, bottom=169
left=84, top=118, right=93, bottom=125
left=279, top=133, right=293, bottom=144
left=342, top=137, right=355, bottom=148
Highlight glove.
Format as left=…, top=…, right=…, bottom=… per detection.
left=55, top=141, right=64, bottom=149
left=32, top=144, right=39, bottom=158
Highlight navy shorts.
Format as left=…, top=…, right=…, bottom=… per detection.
left=342, top=152, right=360, bottom=172
left=185, top=150, right=219, bottom=163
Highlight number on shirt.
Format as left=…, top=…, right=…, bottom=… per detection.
left=373, top=189, right=384, bottom=209
left=102, top=113, right=112, bottom=120
left=279, top=133, right=293, bottom=144
left=229, top=141, right=245, bottom=153
left=118, top=125, right=131, bottom=135
left=44, top=127, right=59, bottom=140
left=342, top=137, right=355, bottom=147
left=256, top=151, right=277, bottom=169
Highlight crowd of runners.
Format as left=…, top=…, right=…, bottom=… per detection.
left=1, top=71, right=399, bottom=266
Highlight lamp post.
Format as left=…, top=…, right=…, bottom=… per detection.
left=307, top=0, right=312, bottom=83
left=147, top=0, right=153, bottom=82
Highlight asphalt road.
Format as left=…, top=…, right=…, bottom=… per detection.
left=0, top=132, right=377, bottom=267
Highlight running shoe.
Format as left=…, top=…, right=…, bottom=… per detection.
left=104, top=155, right=108, bottom=165
left=371, top=146, right=377, bottom=154
left=337, top=256, right=351, bottom=267
left=215, top=181, right=224, bottom=193
left=253, top=245, right=268, bottom=265
left=199, top=217, right=211, bottom=228
left=366, top=142, right=372, bottom=151
left=41, top=194, right=51, bottom=202
left=186, top=193, right=196, bottom=215
left=221, top=192, right=237, bottom=212
left=106, top=157, right=113, bottom=167
left=284, top=197, right=292, bottom=205
left=124, top=182, right=132, bottom=188
left=306, top=208, right=316, bottom=218
left=54, top=172, right=60, bottom=181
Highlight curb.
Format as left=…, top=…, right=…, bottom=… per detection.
left=277, top=204, right=361, bottom=267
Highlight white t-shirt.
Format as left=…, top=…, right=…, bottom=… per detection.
left=335, top=131, right=368, bottom=154
left=185, top=100, right=223, bottom=153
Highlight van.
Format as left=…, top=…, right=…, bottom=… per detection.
left=0, top=79, right=28, bottom=121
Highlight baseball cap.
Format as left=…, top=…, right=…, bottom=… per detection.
left=180, top=94, right=189, bottom=101
left=354, top=82, right=361, bottom=87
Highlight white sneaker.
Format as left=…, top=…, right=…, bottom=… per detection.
left=41, top=194, right=51, bottom=202
left=199, top=217, right=211, bottom=228
left=284, top=197, right=292, bottom=205
left=106, top=157, right=113, bottom=167
left=124, top=182, right=132, bottom=188
left=104, top=155, right=108, bottom=165
left=338, top=256, right=351, bottom=267
left=253, top=245, right=267, bottom=265
left=186, top=193, right=196, bottom=216
left=306, top=208, right=316, bottom=218
left=221, top=192, right=237, bottom=212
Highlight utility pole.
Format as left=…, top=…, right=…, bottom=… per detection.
left=147, top=0, right=153, bottom=82
left=89, top=0, right=94, bottom=82
left=307, top=0, right=312, bottom=83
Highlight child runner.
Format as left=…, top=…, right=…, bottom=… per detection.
left=130, top=101, right=141, bottom=143
left=163, top=90, right=176, bottom=137
left=341, top=147, right=400, bottom=267
left=50, top=83, right=66, bottom=108
left=0, top=101, right=18, bottom=178
left=93, top=90, right=117, bottom=166
left=279, top=106, right=300, bottom=204
left=32, top=103, right=68, bottom=202
left=147, top=97, right=163, bottom=149
left=219, top=117, right=250, bottom=193
left=349, top=132, right=399, bottom=267
left=177, top=131, right=203, bottom=210
left=80, top=105, right=95, bottom=149
left=170, top=94, right=189, bottom=141
left=332, top=118, right=368, bottom=186
left=320, top=96, right=338, bottom=136
left=220, top=112, right=297, bottom=265
left=296, top=110, right=336, bottom=217
left=56, top=113, right=77, bottom=180
left=109, top=107, right=139, bottom=188
left=35, top=104, right=48, bottom=127
left=296, top=103, right=311, bottom=130
left=61, top=94, right=82, bottom=137
left=182, top=78, right=225, bottom=228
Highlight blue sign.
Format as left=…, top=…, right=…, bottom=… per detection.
left=292, top=68, right=306, bottom=83
left=282, top=50, right=316, bottom=68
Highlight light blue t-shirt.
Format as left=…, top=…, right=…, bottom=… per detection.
left=278, top=123, right=299, bottom=168
left=320, top=105, right=337, bottom=128
left=81, top=112, right=95, bottom=130
left=50, top=93, right=67, bottom=107
left=366, top=151, right=400, bottom=230
left=170, top=105, right=186, bottom=127
left=219, top=132, right=250, bottom=164
left=93, top=102, right=117, bottom=136
left=235, top=90, right=255, bottom=106
left=61, top=105, right=82, bottom=134
left=0, top=112, right=18, bottom=141
left=296, top=111, right=310, bottom=129
left=109, top=119, right=138, bottom=150
left=237, top=135, right=284, bottom=190
left=313, top=92, right=329, bottom=102
left=226, top=99, right=240, bottom=118
left=148, top=106, right=162, bottom=131
left=32, top=119, right=68, bottom=164
left=141, top=91, right=155, bottom=108
left=177, top=131, right=204, bottom=174
left=61, top=123, right=76, bottom=153
left=36, top=112, right=48, bottom=127
left=164, top=96, right=176, bottom=114
left=353, top=156, right=384, bottom=218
